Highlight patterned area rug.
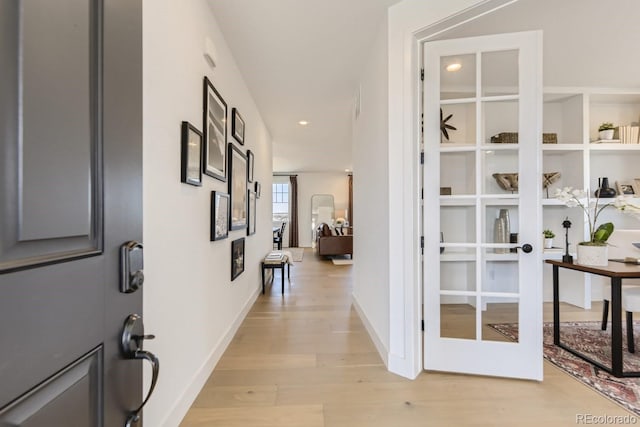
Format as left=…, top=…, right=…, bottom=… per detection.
left=490, top=321, right=640, bottom=416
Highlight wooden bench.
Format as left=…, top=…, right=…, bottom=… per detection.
left=261, top=251, right=292, bottom=294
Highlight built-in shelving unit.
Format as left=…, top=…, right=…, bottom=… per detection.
left=439, top=87, right=640, bottom=308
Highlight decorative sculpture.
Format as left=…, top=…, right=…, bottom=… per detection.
left=492, top=172, right=561, bottom=196
left=440, top=109, right=457, bottom=141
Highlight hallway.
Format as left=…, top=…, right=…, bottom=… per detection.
left=180, top=249, right=629, bottom=426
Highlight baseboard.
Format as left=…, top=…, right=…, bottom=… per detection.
left=160, top=287, right=260, bottom=427
left=351, top=295, right=389, bottom=367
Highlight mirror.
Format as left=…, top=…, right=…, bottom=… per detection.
left=311, top=194, right=334, bottom=246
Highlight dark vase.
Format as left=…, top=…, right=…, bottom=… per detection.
left=595, top=177, right=617, bottom=198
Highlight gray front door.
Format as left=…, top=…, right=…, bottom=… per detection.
left=0, top=1, right=144, bottom=426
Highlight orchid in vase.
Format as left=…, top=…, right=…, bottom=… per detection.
left=614, top=195, right=640, bottom=221
left=554, top=187, right=614, bottom=246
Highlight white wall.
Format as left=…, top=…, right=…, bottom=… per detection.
left=143, top=1, right=272, bottom=425
left=386, top=0, right=485, bottom=378
left=351, top=18, right=391, bottom=365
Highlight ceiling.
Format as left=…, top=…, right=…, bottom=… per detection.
left=209, top=0, right=640, bottom=174
left=208, top=0, right=402, bottom=173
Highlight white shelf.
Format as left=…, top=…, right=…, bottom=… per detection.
left=439, top=253, right=519, bottom=262
left=542, top=144, right=584, bottom=153
left=439, top=143, right=476, bottom=152
left=589, top=143, right=640, bottom=152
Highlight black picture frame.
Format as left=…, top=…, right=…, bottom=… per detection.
left=210, top=191, right=230, bottom=241
left=247, top=149, right=254, bottom=183
left=231, top=237, right=245, bottom=281
left=254, top=181, right=261, bottom=199
left=247, top=190, right=256, bottom=236
left=203, top=77, right=227, bottom=181
left=232, top=107, right=245, bottom=145
left=228, top=144, right=248, bottom=230
left=180, top=121, right=203, bottom=186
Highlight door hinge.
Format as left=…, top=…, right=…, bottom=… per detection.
left=421, top=320, right=424, bottom=331
left=420, top=152, right=424, bottom=164
left=420, top=68, right=424, bottom=81
left=420, top=236, right=424, bottom=254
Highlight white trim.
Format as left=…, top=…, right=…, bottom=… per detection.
left=387, top=0, right=519, bottom=379
left=352, top=295, right=389, bottom=368
left=159, top=287, right=260, bottom=427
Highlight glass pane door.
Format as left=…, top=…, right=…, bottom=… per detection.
left=423, top=31, right=543, bottom=380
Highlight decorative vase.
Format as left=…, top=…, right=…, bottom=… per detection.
left=544, top=238, right=553, bottom=249
left=599, top=129, right=615, bottom=140
left=594, top=177, right=617, bottom=198
left=494, top=217, right=509, bottom=254
left=576, top=244, right=608, bottom=266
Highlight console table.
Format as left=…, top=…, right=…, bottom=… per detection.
left=547, top=260, right=640, bottom=377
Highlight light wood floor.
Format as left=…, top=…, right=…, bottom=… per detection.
left=180, top=249, right=632, bottom=426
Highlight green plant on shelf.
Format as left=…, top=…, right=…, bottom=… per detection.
left=543, top=229, right=555, bottom=238
left=598, top=122, right=615, bottom=132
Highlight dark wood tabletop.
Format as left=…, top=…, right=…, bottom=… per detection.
left=545, top=260, right=640, bottom=278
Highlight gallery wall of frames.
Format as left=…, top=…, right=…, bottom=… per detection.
left=180, top=77, right=261, bottom=281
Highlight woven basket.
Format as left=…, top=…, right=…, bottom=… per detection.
left=491, top=132, right=518, bottom=144
left=490, top=132, right=558, bottom=144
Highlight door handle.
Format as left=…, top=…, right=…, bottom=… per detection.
left=515, top=243, right=533, bottom=253
left=121, top=314, right=159, bottom=427
left=120, top=241, right=144, bottom=293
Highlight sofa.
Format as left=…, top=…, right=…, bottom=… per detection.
left=316, top=223, right=353, bottom=258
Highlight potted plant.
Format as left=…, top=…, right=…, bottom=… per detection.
left=543, top=229, right=555, bottom=249
left=598, top=122, right=615, bottom=141
left=554, top=187, right=614, bottom=266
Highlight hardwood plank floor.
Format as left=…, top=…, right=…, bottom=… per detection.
left=180, top=249, right=633, bottom=426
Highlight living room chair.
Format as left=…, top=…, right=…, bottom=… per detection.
left=273, top=221, right=286, bottom=250
left=622, top=288, right=640, bottom=353
left=601, top=230, right=640, bottom=331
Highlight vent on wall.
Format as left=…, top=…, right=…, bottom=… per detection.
left=204, top=37, right=217, bottom=69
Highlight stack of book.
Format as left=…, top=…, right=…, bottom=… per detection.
left=619, top=125, right=640, bottom=144
left=265, top=252, right=284, bottom=260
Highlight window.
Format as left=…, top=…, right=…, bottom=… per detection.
left=272, top=183, right=289, bottom=222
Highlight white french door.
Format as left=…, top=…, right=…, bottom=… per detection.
left=423, top=31, right=543, bottom=380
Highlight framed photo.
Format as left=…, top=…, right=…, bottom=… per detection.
left=247, top=149, right=254, bottom=183
left=231, top=108, right=245, bottom=145
left=180, top=121, right=203, bottom=186
left=228, top=144, right=248, bottom=230
left=210, top=191, right=229, bottom=241
left=616, top=180, right=636, bottom=196
left=247, top=190, right=256, bottom=236
left=231, top=238, right=245, bottom=281
left=203, top=77, right=227, bottom=181
left=254, top=181, right=261, bottom=199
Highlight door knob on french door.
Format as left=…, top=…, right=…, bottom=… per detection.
left=121, top=314, right=159, bottom=427
left=516, top=244, right=533, bottom=253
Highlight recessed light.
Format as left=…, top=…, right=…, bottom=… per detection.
left=345, top=169, right=350, bottom=173
left=446, top=63, right=462, bottom=72
left=298, top=120, right=309, bottom=126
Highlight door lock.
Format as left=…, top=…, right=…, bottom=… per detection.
left=120, top=241, right=144, bottom=293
